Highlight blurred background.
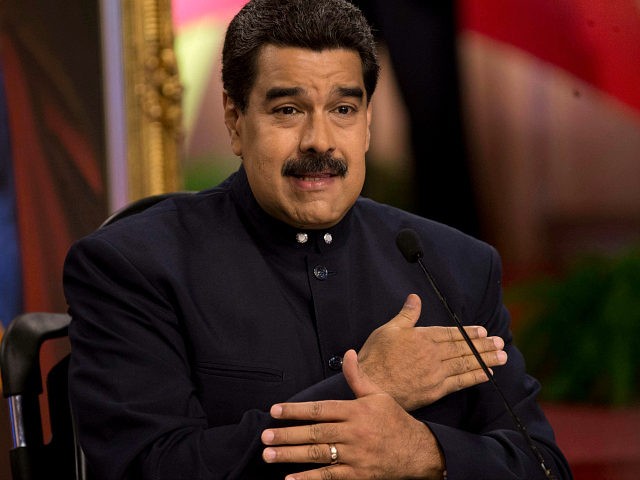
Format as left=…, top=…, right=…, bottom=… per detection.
left=1, top=0, right=639, bottom=478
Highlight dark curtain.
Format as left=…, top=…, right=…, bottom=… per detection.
left=0, top=64, right=21, bottom=327
left=0, top=0, right=108, bottom=314
left=354, top=0, right=480, bottom=237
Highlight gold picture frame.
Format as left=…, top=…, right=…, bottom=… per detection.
left=120, top=0, right=183, bottom=199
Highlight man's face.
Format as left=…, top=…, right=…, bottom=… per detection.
left=224, top=45, right=372, bottom=229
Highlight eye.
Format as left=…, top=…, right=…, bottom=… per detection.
left=334, top=105, right=355, bottom=115
left=275, top=106, right=299, bottom=115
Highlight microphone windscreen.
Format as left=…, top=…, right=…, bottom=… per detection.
left=396, top=228, right=424, bottom=263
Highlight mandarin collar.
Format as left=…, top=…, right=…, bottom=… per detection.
left=230, top=166, right=352, bottom=254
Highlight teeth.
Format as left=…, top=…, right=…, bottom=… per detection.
left=295, top=173, right=332, bottom=181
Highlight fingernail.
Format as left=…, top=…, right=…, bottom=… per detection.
left=476, top=326, right=487, bottom=337
left=271, top=404, right=283, bottom=418
left=262, top=429, right=274, bottom=443
left=493, top=337, right=504, bottom=348
left=263, top=448, right=276, bottom=462
left=497, top=351, right=508, bottom=363
left=404, top=294, right=418, bottom=309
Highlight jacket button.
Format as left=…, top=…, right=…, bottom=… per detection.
left=313, top=265, right=329, bottom=280
left=328, top=355, right=343, bottom=371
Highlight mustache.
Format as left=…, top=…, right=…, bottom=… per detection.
left=281, top=152, right=348, bottom=178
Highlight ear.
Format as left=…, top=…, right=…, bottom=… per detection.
left=223, top=91, right=243, bottom=157
left=365, top=99, right=373, bottom=152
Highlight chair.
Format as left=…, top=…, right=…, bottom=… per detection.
left=100, top=191, right=195, bottom=227
left=1, top=191, right=194, bottom=479
left=1, top=313, right=78, bottom=480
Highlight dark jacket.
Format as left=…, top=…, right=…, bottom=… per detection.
left=64, top=168, right=571, bottom=479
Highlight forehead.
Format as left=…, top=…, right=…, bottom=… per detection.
left=250, top=45, right=365, bottom=98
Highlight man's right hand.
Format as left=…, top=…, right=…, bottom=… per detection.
left=357, top=294, right=507, bottom=411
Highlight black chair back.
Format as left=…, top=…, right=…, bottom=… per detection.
left=1, top=191, right=194, bottom=479
left=1, top=313, right=76, bottom=480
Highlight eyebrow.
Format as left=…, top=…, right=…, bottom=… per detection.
left=264, top=86, right=365, bottom=102
left=335, top=86, right=364, bottom=100
left=265, top=87, right=303, bottom=101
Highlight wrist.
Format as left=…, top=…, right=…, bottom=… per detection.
left=409, top=420, right=446, bottom=479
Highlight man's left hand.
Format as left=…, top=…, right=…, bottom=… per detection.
left=261, top=350, right=446, bottom=479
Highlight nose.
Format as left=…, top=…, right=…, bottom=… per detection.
left=299, top=112, right=335, bottom=154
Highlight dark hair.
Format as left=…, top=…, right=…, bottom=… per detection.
left=222, top=0, right=379, bottom=111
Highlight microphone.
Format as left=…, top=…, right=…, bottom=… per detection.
left=395, top=228, right=556, bottom=480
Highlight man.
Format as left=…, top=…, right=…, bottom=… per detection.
left=64, top=1, right=572, bottom=479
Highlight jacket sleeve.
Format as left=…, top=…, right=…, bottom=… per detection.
left=64, top=235, right=354, bottom=480
left=425, top=248, right=573, bottom=480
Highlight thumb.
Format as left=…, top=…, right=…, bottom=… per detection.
left=343, top=349, right=384, bottom=398
left=385, top=294, right=422, bottom=329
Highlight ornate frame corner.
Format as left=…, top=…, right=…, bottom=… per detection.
left=121, top=0, right=183, bottom=199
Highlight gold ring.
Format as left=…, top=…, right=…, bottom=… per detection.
left=329, top=443, right=339, bottom=464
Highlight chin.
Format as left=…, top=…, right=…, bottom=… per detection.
left=292, top=212, right=343, bottom=230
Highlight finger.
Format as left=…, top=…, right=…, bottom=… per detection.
left=269, top=399, right=346, bottom=422
left=343, top=349, right=384, bottom=399
left=263, top=443, right=340, bottom=464
left=284, top=464, right=350, bottom=480
left=383, top=294, right=422, bottom=329
left=262, top=422, right=341, bottom=446
left=442, top=336, right=505, bottom=360
left=442, top=366, right=495, bottom=392
left=443, top=349, right=508, bottom=376
left=427, top=325, right=488, bottom=343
